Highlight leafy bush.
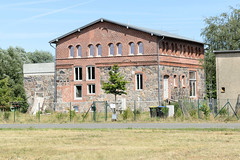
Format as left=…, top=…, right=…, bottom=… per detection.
left=200, top=103, right=211, bottom=119
left=161, top=107, right=169, bottom=117
left=56, top=112, right=66, bottom=120
left=36, top=111, right=42, bottom=118
left=189, top=109, right=197, bottom=119
left=171, top=102, right=182, bottom=118
left=219, top=108, right=227, bottom=117
left=3, top=112, right=10, bottom=121
left=123, top=107, right=133, bottom=120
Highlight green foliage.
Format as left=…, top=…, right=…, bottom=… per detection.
left=102, top=64, right=128, bottom=101
left=200, top=103, right=211, bottom=119
left=201, top=6, right=240, bottom=99
left=122, top=107, right=133, bottom=120
left=219, top=108, right=227, bottom=117
left=0, top=46, right=53, bottom=112
left=189, top=109, right=197, bottom=119
left=161, top=107, right=169, bottom=117
left=56, top=112, right=66, bottom=120
left=171, top=102, right=182, bottom=118
left=0, top=78, right=14, bottom=109
left=27, top=50, right=54, bottom=63
left=3, top=112, right=10, bottom=121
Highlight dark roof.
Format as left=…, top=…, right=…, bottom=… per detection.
left=49, top=18, right=203, bottom=44
left=214, top=50, right=240, bottom=54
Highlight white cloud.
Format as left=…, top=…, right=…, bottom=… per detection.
left=20, top=0, right=95, bottom=22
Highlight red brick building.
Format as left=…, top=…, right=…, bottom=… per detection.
left=49, top=18, right=205, bottom=110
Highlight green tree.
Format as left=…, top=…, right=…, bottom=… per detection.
left=201, top=6, right=240, bottom=98
left=0, top=77, right=14, bottom=109
left=27, top=50, right=54, bottom=63
left=102, top=64, right=128, bottom=102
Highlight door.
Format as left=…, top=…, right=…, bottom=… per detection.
left=164, top=75, right=169, bottom=99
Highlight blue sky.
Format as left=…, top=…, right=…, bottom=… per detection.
left=0, top=0, right=239, bottom=54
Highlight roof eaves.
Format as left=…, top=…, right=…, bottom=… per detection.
left=49, top=18, right=204, bottom=44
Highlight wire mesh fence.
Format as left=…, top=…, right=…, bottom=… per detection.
left=0, top=99, right=239, bottom=123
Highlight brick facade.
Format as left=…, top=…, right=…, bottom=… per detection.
left=50, top=18, right=205, bottom=109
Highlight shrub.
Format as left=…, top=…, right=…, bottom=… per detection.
left=200, top=103, right=211, bottom=119
left=122, top=107, right=133, bottom=120
left=189, top=109, right=197, bottom=119
left=161, top=107, right=169, bottom=117
left=3, top=112, right=10, bottom=121
left=56, top=112, right=65, bottom=120
left=219, top=108, right=227, bottom=117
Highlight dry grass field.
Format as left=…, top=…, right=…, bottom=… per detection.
left=0, top=128, right=240, bottom=160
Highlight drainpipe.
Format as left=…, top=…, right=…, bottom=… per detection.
left=50, top=42, right=57, bottom=111
left=157, top=36, right=165, bottom=106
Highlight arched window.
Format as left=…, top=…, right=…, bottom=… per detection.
left=89, top=44, right=94, bottom=57
left=129, top=42, right=135, bottom=55
left=69, top=45, right=74, bottom=57
left=117, top=43, right=122, bottom=55
left=77, top=45, right=82, bottom=57
left=97, top=44, right=102, bottom=56
left=138, top=42, right=143, bottom=54
left=109, top=43, right=114, bottom=56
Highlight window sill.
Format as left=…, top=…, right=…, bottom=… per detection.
left=76, top=56, right=82, bottom=58
left=68, top=56, right=74, bottom=58
left=137, top=53, right=143, bottom=55
left=116, top=54, right=122, bottom=56
left=74, top=97, right=83, bottom=100
left=128, top=54, right=134, bottom=56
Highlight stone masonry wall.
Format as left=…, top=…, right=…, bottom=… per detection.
left=24, top=74, right=55, bottom=112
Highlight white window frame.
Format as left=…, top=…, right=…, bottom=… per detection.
left=189, top=71, right=196, bottom=97
left=97, top=44, right=102, bottom=57
left=74, top=85, right=82, bottom=100
left=136, top=73, right=143, bottom=90
left=129, top=42, right=135, bottom=55
left=74, top=67, right=82, bottom=81
left=87, top=84, right=96, bottom=95
left=181, top=75, right=185, bottom=87
left=89, top=45, right=94, bottom=57
left=117, top=43, right=122, bottom=56
left=77, top=45, right=82, bottom=57
left=109, top=43, right=114, bottom=56
left=87, top=66, right=95, bottom=80
left=173, top=75, right=177, bottom=87
left=138, top=42, right=143, bottom=55
left=69, top=46, right=74, bottom=58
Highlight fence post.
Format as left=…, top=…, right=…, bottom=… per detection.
left=134, top=100, right=136, bottom=121
left=70, top=102, right=72, bottom=122
left=93, top=102, right=96, bottom=122
left=227, top=99, right=229, bottom=119
left=38, top=102, right=40, bottom=123
left=197, top=99, right=200, bottom=119
left=14, top=108, right=15, bottom=123
left=105, top=101, right=108, bottom=121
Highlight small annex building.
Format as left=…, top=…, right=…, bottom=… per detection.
left=46, top=18, right=206, bottom=112
left=214, top=50, right=240, bottom=110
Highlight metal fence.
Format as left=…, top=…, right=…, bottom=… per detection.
left=1, top=99, right=239, bottom=123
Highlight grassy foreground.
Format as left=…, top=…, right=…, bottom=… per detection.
left=0, top=129, right=240, bottom=160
